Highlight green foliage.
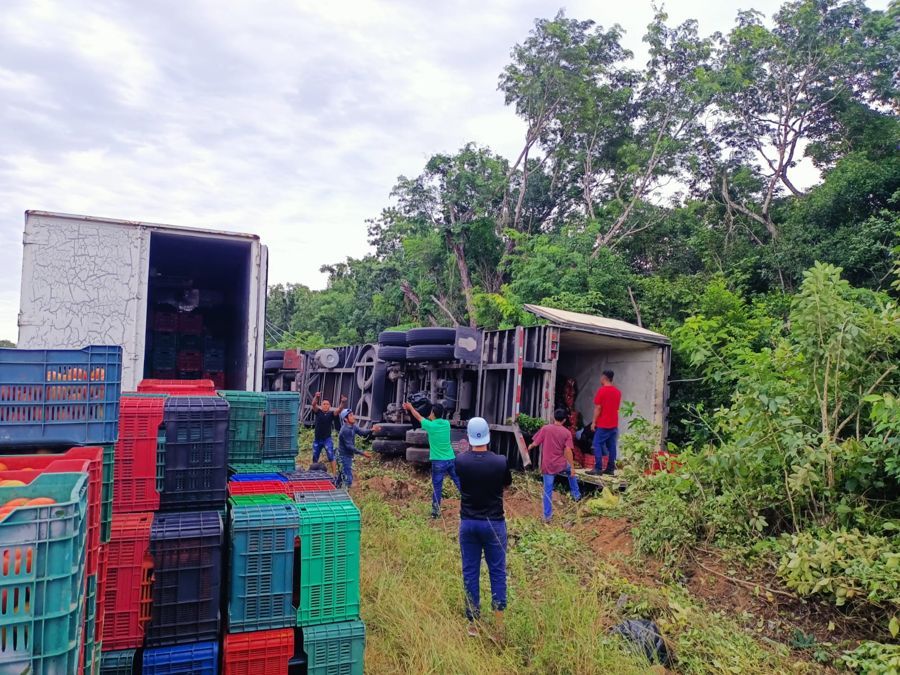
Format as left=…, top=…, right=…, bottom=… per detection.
left=777, top=530, right=900, bottom=631
left=631, top=471, right=701, bottom=565
left=839, top=641, right=900, bottom=674
left=514, top=413, right=546, bottom=436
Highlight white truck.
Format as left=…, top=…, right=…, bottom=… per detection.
left=17, top=210, right=268, bottom=391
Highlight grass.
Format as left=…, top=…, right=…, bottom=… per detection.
left=353, top=460, right=815, bottom=675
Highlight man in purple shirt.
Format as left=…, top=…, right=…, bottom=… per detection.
left=527, top=408, right=581, bottom=522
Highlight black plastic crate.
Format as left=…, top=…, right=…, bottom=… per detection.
left=146, top=510, right=223, bottom=647
left=160, top=396, right=229, bottom=510
left=282, top=470, right=334, bottom=483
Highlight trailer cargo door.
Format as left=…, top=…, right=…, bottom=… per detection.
left=18, top=212, right=150, bottom=389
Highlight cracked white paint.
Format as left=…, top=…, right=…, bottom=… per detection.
left=18, top=213, right=148, bottom=388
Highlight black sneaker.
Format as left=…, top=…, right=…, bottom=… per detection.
left=585, top=468, right=603, bottom=476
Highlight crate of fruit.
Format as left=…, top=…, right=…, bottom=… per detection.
left=0, top=471, right=88, bottom=674
left=0, top=345, right=122, bottom=446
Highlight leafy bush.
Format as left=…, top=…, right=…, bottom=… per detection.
left=839, top=641, right=900, bottom=674
left=777, top=529, right=900, bottom=637
left=631, top=472, right=700, bottom=565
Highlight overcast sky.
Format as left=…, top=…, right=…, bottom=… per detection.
left=0, top=0, right=888, bottom=341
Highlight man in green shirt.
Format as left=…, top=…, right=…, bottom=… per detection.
left=404, top=400, right=461, bottom=518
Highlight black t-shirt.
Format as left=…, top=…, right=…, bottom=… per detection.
left=455, top=450, right=512, bottom=521
left=313, top=410, right=338, bottom=441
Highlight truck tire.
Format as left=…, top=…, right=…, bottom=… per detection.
left=355, top=393, right=372, bottom=427
left=378, top=346, right=407, bottom=362
left=406, top=446, right=431, bottom=464
left=264, top=350, right=285, bottom=360
left=263, top=358, right=284, bottom=371
left=355, top=346, right=377, bottom=389
left=373, top=439, right=407, bottom=455
left=373, top=423, right=412, bottom=440
left=405, top=429, right=429, bottom=446
left=378, top=331, right=408, bottom=347
left=406, top=345, right=455, bottom=361
left=406, top=327, right=457, bottom=346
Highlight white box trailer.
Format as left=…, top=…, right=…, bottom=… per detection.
left=17, top=211, right=268, bottom=391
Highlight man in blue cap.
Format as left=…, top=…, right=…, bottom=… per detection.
left=337, top=408, right=377, bottom=489
left=454, top=416, right=512, bottom=637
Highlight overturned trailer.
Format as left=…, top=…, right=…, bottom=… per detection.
left=276, top=305, right=670, bottom=468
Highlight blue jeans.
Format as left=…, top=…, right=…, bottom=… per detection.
left=542, top=466, right=581, bottom=520
left=312, top=437, right=335, bottom=462
left=338, top=452, right=354, bottom=488
left=593, top=427, right=618, bottom=472
left=431, top=459, right=461, bottom=514
left=459, top=519, right=507, bottom=620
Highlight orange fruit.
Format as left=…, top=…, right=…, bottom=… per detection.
left=0, top=463, right=6, bottom=472
left=3, top=498, right=28, bottom=508
left=0, top=480, right=25, bottom=487
left=25, top=498, right=55, bottom=506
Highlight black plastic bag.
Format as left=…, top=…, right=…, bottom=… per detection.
left=611, top=619, right=672, bottom=667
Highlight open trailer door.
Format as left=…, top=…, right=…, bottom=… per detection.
left=521, top=304, right=671, bottom=442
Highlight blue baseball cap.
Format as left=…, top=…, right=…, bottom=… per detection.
left=340, top=409, right=352, bottom=421
left=467, top=417, right=490, bottom=447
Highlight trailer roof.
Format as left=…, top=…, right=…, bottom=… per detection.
left=523, top=304, right=670, bottom=345
left=25, top=210, right=260, bottom=241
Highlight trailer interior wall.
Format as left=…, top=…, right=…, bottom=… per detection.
left=145, top=232, right=251, bottom=389
left=555, top=330, right=668, bottom=446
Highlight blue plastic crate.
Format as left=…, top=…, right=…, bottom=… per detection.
left=0, top=345, right=122, bottom=446
left=228, top=502, right=298, bottom=632
left=230, top=472, right=286, bottom=482
left=303, top=620, right=366, bottom=675
left=146, top=511, right=223, bottom=647
left=99, top=648, right=137, bottom=674
left=142, top=641, right=218, bottom=675
left=0, top=472, right=88, bottom=674
left=160, top=396, right=228, bottom=510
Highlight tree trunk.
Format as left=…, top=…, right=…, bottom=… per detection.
left=448, top=237, right=478, bottom=327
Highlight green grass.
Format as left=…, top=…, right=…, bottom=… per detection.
left=356, top=463, right=813, bottom=675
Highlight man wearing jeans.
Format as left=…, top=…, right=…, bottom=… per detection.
left=403, top=400, right=461, bottom=518
left=454, top=417, right=512, bottom=637
left=527, top=408, right=581, bottom=522
left=588, top=370, right=622, bottom=476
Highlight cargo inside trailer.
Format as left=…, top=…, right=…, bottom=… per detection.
left=143, top=232, right=252, bottom=390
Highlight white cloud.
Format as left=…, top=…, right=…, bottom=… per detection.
left=0, top=0, right=889, bottom=341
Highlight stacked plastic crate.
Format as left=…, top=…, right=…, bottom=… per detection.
left=222, top=465, right=365, bottom=674
left=263, top=393, right=301, bottom=472
left=219, top=391, right=299, bottom=472
left=100, top=378, right=226, bottom=675
left=0, top=345, right=122, bottom=675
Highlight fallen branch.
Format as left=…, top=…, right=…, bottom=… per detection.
left=690, top=552, right=796, bottom=601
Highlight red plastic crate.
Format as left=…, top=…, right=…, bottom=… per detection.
left=96, top=545, right=107, bottom=647
left=227, top=480, right=288, bottom=496
left=203, top=371, right=225, bottom=389
left=0, top=446, right=103, bottom=575
left=223, top=628, right=293, bottom=675
left=137, top=379, right=217, bottom=396
left=153, top=311, right=178, bottom=332
left=288, top=479, right=336, bottom=493
left=283, top=349, right=301, bottom=371
left=177, top=313, right=203, bottom=334
left=114, top=396, right=166, bottom=513
left=176, top=351, right=202, bottom=371
left=102, top=512, right=154, bottom=650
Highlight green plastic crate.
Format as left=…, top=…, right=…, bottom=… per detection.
left=303, top=620, right=366, bottom=675
left=229, top=493, right=294, bottom=508
left=101, top=443, right=114, bottom=543
left=267, top=458, right=298, bottom=472
left=83, top=573, right=98, bottom=674
left=0, top=472, right=88, bottom=674
left=219, top=391, right=267, bottom=463
left=228, top=462, right=281, bottom=475
left=99, top=648, right=137, bottom=674
left=295, top=499, right=361, bottom=626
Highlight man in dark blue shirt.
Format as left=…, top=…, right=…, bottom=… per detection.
left=454, top=416, right=512, bottom=637
left=311, top=392, right=346, bottom=476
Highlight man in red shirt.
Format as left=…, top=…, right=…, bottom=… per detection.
left=588, top=370, right=622, bottom=476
